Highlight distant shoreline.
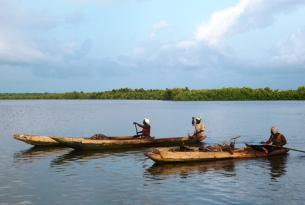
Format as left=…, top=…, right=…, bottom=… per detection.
left=1, top=87, right=305, bottom=101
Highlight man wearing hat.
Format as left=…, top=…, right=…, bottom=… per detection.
left=191, top=116, right=206, bottom=139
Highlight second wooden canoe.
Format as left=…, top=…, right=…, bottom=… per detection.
left=51, top=135, right=206, bottom=150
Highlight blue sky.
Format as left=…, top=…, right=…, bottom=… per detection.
left=1, top=0, right=305, bottom=92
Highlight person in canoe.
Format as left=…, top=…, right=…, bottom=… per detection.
left=260, top=127, right=287, bottom=153
left=191, top=116, right=206, bottom=138
left=133, top=118, right=151, bottom=138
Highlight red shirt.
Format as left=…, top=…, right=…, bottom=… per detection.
left=142, top=125, right=151, bottom=136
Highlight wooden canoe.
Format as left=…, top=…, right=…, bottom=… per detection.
left=14, top=133, right=206, bottom=149
left=145, top=145, right=289, bottom=163
left=14, top=134, right=61, bottom=146
left=50, top=135, right=206, bottom=150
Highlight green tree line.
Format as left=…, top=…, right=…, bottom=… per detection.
left=1, top=87, right=305, bottom=100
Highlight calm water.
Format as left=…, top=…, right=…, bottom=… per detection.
left=0, top=100, right=305, bottom=205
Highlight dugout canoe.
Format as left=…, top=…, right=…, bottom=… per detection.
left=51, top=135, right=205, bottom=150
left=14, top=134, right=61, bottom=146
left=145, top=145, right=288, bottom=163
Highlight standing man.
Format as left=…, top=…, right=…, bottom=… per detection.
left=133, top=118, right=151, bottom=138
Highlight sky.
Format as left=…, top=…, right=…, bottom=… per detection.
left=1, top=0, right=305, bottom=92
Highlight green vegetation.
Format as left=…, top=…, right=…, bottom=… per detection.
left=1, top=87, right=305, bottom=101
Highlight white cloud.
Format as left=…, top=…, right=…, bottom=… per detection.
left=236, top=0, right=305, bottom=31
left=152, top=20, right=169, bottom=31
left=0, top=1, right=47, bottom=64
left=2, top=0, right=305, bottom=86
left=0, top=0, right=89, bottom=66
left=132, top=47, right=145, bottom=58
left=176, top=40, right=197, bottom=50
left=195, top=0, right=251, bottom=46
left=0, top=34, right=47, bottom=65
left=272, top=28, right=305, bottom=67
left=195, top=0, right=305, bottom=47
left=130, top=0, right=305, bottom=74
left=150, top=20, right=169, bottom=39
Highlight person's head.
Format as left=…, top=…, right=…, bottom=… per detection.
left=143, top=118, right=150, bottom=125
left=195, top=117, right=202, bottom=124
left=271, top=127, right=279, bottom=135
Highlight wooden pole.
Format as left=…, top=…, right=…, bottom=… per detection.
left=284, top=147, right=305, bottom=153
left=271, top=145, right=305, bottom=153
left=134, top=123, right=139, bottom=136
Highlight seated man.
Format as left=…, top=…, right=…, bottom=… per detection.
left=191, top=116, right=206, bottom=139
left=133, top=118, right=151, bottom=138
left=260, top=127, right=287, bottom=153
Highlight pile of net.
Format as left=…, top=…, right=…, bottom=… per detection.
left=88, top=133, right=109, bottom=140
left=200, top=143, right=235, bottom=153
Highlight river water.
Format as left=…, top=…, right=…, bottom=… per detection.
left=0, top=100, right=305, bottom=205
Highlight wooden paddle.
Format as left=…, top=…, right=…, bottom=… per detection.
left=271, top=145, right=305, bottom=153
left=230, top=136, right=241, bottom=141
left=134, top=122, right=140, bottom=136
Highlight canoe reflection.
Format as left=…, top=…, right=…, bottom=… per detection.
left=50, top=148, right=149, bottom=167
left=146, top=159, right=236, bottom=178
left=268, top=155, right=287, bottom=181
left=146, top=155, right=288, bottom=180
left=14, top=146, right=69, bottom=164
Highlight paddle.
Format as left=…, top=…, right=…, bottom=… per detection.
left=270, top=145, right=305, bottom=153
left=134, top=122, right=140, bottom=136
left=230, top=136, right=241, bottom=140
left=248, top=143, right=305, bottom=154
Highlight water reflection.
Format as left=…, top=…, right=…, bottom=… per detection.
left=146, top=155, right=289, bottom=182
left=14, top=146, right=69, bottom=164
left=268, top=155, right=287, bottom=181
left=50, top=148, right=149, bottom=167
left=146, top=159, right=236, bottom=179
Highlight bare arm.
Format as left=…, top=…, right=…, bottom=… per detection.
left=281, top=134, right=287, bottom=146
left=133, top=122, right=144, bottom=128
